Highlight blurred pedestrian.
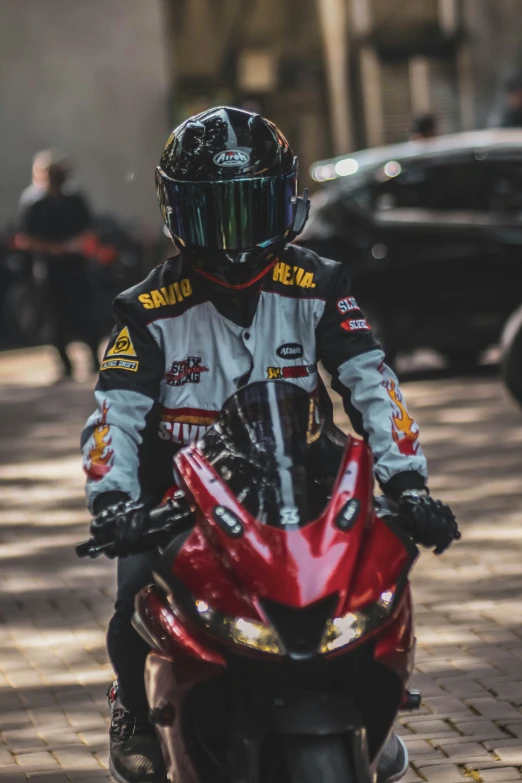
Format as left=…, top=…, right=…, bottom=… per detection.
left=409, top=113, right=438, bottom=141
left=19, top=149, right=54, bottom=209
left=17, top=152, right=100, bottom=381
left=495, top=74, right=522, bottom=128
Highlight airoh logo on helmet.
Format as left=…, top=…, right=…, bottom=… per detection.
left=213, top=149, right=250, bottom=167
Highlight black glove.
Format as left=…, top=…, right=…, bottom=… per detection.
left=90, top=500, right=151, bottom=556
left=398, top=491, right=461, bottom=555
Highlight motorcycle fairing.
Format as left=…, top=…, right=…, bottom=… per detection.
left=173, top=436, right=368, bottom=610
left=174, top=436, right=411, bottom=619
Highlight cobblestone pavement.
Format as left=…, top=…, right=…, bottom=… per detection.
left=1, top=346, right=522, bottom=781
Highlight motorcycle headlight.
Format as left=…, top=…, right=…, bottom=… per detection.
left=192, top=599, right=285, bottom=655
left=320, top=588, right=396, bottom=654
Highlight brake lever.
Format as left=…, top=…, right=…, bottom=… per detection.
left=75, top=539, right=115, bottom=559
left=75, top=497, right=195, bottom=559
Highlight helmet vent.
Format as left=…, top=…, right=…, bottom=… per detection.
left=181, top=121, right=205, bottom=152
left=248, top=114, right=265, bottom=132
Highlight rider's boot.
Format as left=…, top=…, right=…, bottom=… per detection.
left=108, top=681, right=167, bottom=783
left=377, top=733, right=409, bottom=783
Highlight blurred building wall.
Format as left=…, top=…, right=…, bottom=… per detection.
left=0, top=0, right=170, bottom=233
left=464, top=0, right=522, bottom=127
left=167, top=0, right=330, bottom=188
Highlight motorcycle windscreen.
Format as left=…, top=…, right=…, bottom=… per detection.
left=198, top=381, right=328, bottom=529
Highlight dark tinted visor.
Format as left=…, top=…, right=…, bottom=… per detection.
left=160, top=170, right=297, bottom=251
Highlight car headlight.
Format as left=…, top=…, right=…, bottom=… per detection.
left=320, top=588, right=396, bottom=654
left=192, top=599, right=285, bottom=655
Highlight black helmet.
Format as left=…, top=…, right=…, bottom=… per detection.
left=156, top=106, right=310, bottom=288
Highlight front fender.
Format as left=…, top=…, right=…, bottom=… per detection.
left=267, top=688, right=362, bottom=735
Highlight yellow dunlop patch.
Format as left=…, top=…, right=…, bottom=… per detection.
left=106, top=326, right=137, bottom=357
left=272, top=262, right=316, bottom=288
left=138, top=279, right=192, bottom=310
left=100, top=358, right=140, bottom=372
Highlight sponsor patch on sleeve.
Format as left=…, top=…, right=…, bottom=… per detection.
left=100, top=358, right=140, bottom=372
left=106, top=326, right=137, bottom=358
left=383, top=376, right=420, bottom=456
left=340, top=318, right=370, bottom=332
left=84, top=401, right=114, bottom=480
left=336, top=296, right=359, bottom=314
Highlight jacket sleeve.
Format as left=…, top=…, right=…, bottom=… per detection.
left=316, top=264, right=428, bottom=497
left=80, top=297, right=164, bottom=512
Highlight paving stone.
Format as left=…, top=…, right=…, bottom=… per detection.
left=14, top=751, right=60, bottom=769
left=404, top=718, right=458, bottom=737
left=489, top=682, right=522, bottom=704
left=53, top=749, right=101, bottom=769
left=403, top=739, right=439, bottom=756
left=0, top=750, right=16, bottom=766
left=64, top=775, right=114, bottom=783
left=494, top=746, right=522, bottom=765
left=39, top=732, right=81, bottom=748
left=483, top=740, right=522, bottom=751
left=503, top=724, right=522, bottom=738
left=466, top=699, right=522, bottom=721
left=438, top=677, right=489, bottom=697
left=416, top=763, right=468, bottom=782
left=0, top=710, right=31, bottom=730
left=480, top=770, right=522, bottom=782
left=423, top=695, right=474, bottom=716
left=77, top=730, right=108, bottom=749
left=26, top=708, right=70, bottom=729
left=454, top=720, right=507, bottom=740
left=402, top=770, right=423, bottom=783
left=437, top=741, right=494, bottom=762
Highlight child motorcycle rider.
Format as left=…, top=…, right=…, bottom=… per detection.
left=82, top=107, right=460, bottom=783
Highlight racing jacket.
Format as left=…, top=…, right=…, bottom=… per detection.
left=81, top=244, right=428, bottom=512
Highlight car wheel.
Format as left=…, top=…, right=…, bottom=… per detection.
left=501, top=305, right=522, bottom=409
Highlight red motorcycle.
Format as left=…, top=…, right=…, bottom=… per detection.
left=78, top=381, right=421, bottom=783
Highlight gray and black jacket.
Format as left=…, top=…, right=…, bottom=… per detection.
left=81, top=244, right=428, bottom=512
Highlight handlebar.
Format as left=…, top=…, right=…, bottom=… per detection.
left=75, top=499, right=194, bottom=559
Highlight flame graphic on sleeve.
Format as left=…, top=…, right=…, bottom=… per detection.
left=85, top=401, right=114, bottom=480
left=385, top=378, right=419, bottom=456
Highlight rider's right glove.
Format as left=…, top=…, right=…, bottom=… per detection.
left=90, top=499, right=150, bottom=556
left=398, top=490, right=461, bottom=555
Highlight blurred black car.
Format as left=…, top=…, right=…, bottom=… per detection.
left=298, top=129, right=522, bottom=367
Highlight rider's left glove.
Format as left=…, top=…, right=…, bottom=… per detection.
left=398, top=490, right=461, bottom=555
left=90, top=500, right=150, bottom=555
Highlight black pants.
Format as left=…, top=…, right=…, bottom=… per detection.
left=107, top=550, right=158, bottom=718
left=46, top=255, right=99, bottom=372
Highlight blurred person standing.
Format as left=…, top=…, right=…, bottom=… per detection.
left=409, top=113, right=438, bottom=141
left=19, top=149, right=54, bottom=209
left=493, top=75, right=522, bottom=128
left=17, top=152, right=100, bottom=380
